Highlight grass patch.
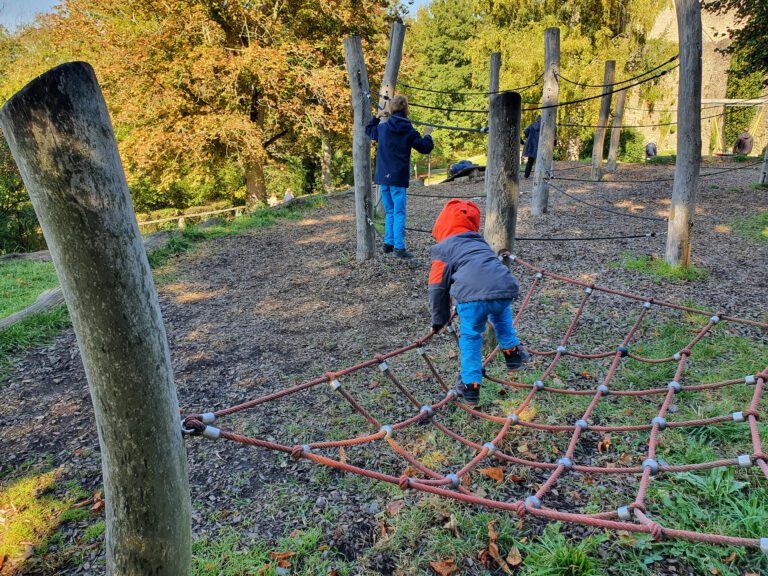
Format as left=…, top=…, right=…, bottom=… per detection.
left=619, top=251, right=708, bottom=282
left=646, top=154, right=676, bottom=165
left=730, top=210, right=768, bottom=244
left=0, top=470, right=81, bottom=570
left=0, top=260, right=59, bottom=318
left=193, top=526, right=353, bottom=576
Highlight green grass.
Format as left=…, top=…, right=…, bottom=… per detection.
left=0, top=470, right=89, bottom=571
left=0, top=260, right=59, bottom=317
left=619, top=251, right=708, bottom=282
left=193, top=526, right=354, bottom=576
left=646, top=154, right=676, bottom=165
left=730, top=210, right=768, bottom=244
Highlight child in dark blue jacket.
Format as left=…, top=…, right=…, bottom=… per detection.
left=428, top=199, right=529, bottom=404
left=365, top=95, right=434, bottom=259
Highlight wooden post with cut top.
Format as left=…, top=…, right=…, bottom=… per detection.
left=591, top=60, right=616, bottom=181
left=532, top=27, right=560, bottom=216
left=0, top=61, right=191, bottom=575
left=606, top=88, right=627, bottom=173
left=373, top=22, right=406, bottom=212
left=484, top=91, right=522, bottom=254
left=344, top=36, right=376, bottom=261
left=488, top=52, right=501, bottom=102
left=665, top=0, right=702, bottom=268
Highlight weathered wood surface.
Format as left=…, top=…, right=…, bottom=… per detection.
left=590, top=60, right=616, bottom=181
left=0, top=61, right=191, bottom=575
left=484, top=91, right=522, bottom=254
left=665, top=0, right=702, bottom=267
left=344, top=37, right=376, bottom=261
left=532, top=27, right=560, bottom=215
left=606, top=88, right=627, bottom=173
left=0, top=289, right=64, bottom=331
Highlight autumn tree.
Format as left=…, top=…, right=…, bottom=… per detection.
left=41, top=0, right=389, bottom=207
left=703, top=0, right=768, bottom=81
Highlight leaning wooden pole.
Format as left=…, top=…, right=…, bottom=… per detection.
left=344, top=36, right=376, bottom=261
left=591, top=60, right=616, bottom=181
left=373, top=22, right=406, bottom=211
left=665, top=0, right=702, bottom=267
left=606, top=88, right=627, bottom=173
left=485, top=91, right=522, bottom=254
left=532, top=27, right=560, bottom=216
left=760, top=140, right=768, bottom=185
left=0, top=62, right=191, bottom=575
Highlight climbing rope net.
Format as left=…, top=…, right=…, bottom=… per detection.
left=183, top=256, right=768, bottom=554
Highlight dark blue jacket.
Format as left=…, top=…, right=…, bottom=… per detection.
left=523, top=118, right=541, bottom=158
left=365, top=112, right=434, bottom=188
left=428, top=200, right=519, bottom=327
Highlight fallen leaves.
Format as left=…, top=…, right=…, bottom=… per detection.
left=486, top=521, right=513, bottom=574
left=478, top=467, right=505, bottom=484
left=338, top=446, right=347, bottom=464
left=385, top=499, right=405, bottom=517
left=597, top=434, right=612, bottom=453
left=506, top=546, right=523, bottom=567
left=429, top=558, right=459, bottom=575
left=443, top=513, right=460, bottom=537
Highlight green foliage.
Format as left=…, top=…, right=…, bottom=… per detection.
left=620, top=251, right=708, bottom=282
left=647, top=154, right=676, bottom=165
left=730, top=210, right=768, bottom=243
left=578, top=127, right=645, bottom=163
left=723, top=53, right=764, bottom=149
left=703, top=0, right=768, bottom=81
left=522, top=523, right=601, bottom=576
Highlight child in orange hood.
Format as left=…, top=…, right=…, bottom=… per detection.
left=428, top=199, right=529, bottom=404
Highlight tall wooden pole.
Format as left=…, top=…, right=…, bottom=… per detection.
left=344, top=36, right=376, bottom=261
left=485, top=91, right=522, bottom=254
left=489, top=52, right=501, bottom=97
left=665, top=0, right=702, bottom=267
left=0, top=62, right=191, bottom=575
left=532, top=27, right=560, bottom=216
left=591, top=60, right=616, bottom=181
left=374, top=22, right=406, bottom=211
left=606, top=88, right=627, bottom=172
left=760, top=141, right=768, bottom=185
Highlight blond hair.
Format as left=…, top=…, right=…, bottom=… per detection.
left=388, top=94, right=409, bottom=116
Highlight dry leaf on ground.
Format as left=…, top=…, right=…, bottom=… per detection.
left=479, top=467, right=505, bottom=484
left=429, top=559, right=459, bottom=575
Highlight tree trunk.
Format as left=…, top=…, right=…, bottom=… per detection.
left=344, top=37, right=376, bottom=261
left=591, top=60, right=616, bottom=181
left=321, top=129, right=332, bottom=192
left=246, top=161, right=267, bottom=207
left=760, top=140, right=768, bottom=185
left=484, top=91, right=522, bottom=254
left=606, top=88, right=626, bottom=172
left=532, top=27, right=560, bottom=216
left=0, top=61, right=191, bottom=575
left=665, top=0, right=702, bottom=267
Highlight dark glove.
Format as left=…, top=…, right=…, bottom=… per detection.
left=432, top=324, right=444, bottom=333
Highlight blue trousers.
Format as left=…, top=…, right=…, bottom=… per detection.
left=380, top=185, right=407, bottom=249
left=457, top=299, right=520, bottom=385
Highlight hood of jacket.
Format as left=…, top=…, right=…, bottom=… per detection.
left=432, top=199, right=481, bottom=242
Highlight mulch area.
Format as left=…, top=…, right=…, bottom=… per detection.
left=1, top=160, right=766, bottom=574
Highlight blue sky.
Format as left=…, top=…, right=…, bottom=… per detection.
left=0, top=0, right=430, bottom=30
left=0, top=0, right=58, bottom=30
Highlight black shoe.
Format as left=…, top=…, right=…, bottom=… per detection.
left=382, top=243, right=393, bottom=254
left=502, top=346, right=530, bottom=371
left=463, top=382, right=480, bottom=405
left=394, top=248, right=414, bottom=259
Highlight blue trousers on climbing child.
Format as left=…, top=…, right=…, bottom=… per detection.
left=380, top=185, right=407, bottom=250
left=457, top=299, right=520, bottom=385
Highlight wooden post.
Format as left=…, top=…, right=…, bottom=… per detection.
left=591, top=60, right=616, bottom=181
left=606, top=88, right=627, bottom=172
left=0, top=62, right=191, bottom=575
left=665, top=0, right=702, bottom=267
left=760, top=141, right=768, bottom=185
left=484, top=91, right=522, bottom=254
left=532, top=27, right=560, bottom=216
left=488, top=52, right=501, bottom=97
left=373, top=22, right=406, bottom=213
left=344, top=37, right=376, bottom=261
